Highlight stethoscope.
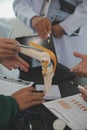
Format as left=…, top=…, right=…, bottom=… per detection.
left=15, top=109, right=66, bottom=130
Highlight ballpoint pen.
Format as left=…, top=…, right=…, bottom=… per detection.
left=29, top=123, right=32, bottom=130
left=47, top=33, right=51, bottom=43
left=0, top=75, right=34, bottom=85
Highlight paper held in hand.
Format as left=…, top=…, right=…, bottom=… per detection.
left=0, top=78, right=34, bottom=96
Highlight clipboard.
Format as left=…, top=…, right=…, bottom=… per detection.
left=0, top=75, right=34, bottom=96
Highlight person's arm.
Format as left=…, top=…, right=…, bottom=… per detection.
left=0, top=95, right=19, bottom=128
left=13, top=0, right=52, bottom=39
left=59, top=0, right=87, bottom=36
left=13, top=0, right=39, bottom=28
left=0, top=86, right=45, bottom=129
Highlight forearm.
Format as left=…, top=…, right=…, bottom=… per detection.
left=13, top=0, right=39, bottom=28
left=0, top=95, right=19, bottom=128
left=59, top=1, right=87, bottom=36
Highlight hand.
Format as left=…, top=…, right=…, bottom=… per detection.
left=79, top=86, right=87, bottom=102
left=0, top=55, right=29, bottom=72
left=52, top=24, right=65, bottom=38
left=32, top=16, right=51, bottom=39
left=0, top=38, right=21, bottom=60
left=11, top=86, right=45, bottom=110
left=70, top=52, right=87, bottom=77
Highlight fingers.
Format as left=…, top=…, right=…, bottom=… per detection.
left=23, top=91, right=45, bottom=109
left=0, top=39, right=21, bottom=59
left=34, top=18, right=51, bottom=39
left=0, top=53, right=17, bottom=59
left=12, top=86, right=45, bottom=110
left=70, top=52, right=86, bottom=72
left=16, top=56, right=29, bottom=72
left=70, top=64, right=87, bottom=77
left=0, top=38, right=21, bottom=52
left=80, top=89, right=87, bottom=102
left=84, top=86, right=87, bottom=89
left=70, top=52, right=87, bottom=77
left=70, top=65, right=79, bottom=72
left=21, top=99, right=44, bottom=110
left=52, top=24, right=64, bottom=38
left=0, top=38, right=18, bottom=44
left=73, top=52, right=85, bottom=59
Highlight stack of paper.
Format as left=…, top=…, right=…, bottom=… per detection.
left=36, top=84, right=61, bottom=100
left=43, top=94, right=87, bottom=130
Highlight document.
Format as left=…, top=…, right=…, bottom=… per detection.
left=43, top=94, right=87, bottom=130
left=36, top=84, right=61, bottom=100
left=0, top=78, right=34, bottom=96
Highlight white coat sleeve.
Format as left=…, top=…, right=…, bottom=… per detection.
left=13, top=0, right=39, bottom=28
left=59, top=0, right=87, bottom=36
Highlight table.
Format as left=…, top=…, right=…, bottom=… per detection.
left=16, top=35, right=87, bottom=130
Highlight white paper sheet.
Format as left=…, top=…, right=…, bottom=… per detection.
left=36, top=84, right=61, bottom=100
left=43, top=94, right=87, bottom=130
left=0, top=79, right=33, bottom=96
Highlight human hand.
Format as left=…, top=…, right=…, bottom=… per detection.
left=11, top=86, right=45, bottom=110
left=79, top=86, right=87, bottom=102
left=32, top=16, right=51, bottom=39
left=52, top=24, right=65, bottom=38
left=1, top=55, right=29, bottom=72
left=0, top=38, right=21, bottom=60
left=70, top=52, right=87, bottom=77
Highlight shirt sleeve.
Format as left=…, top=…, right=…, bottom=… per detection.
left=59, top=0, right=87, bottom=36
left=0, top=95, right=19, bottom=129
left=13, top=0, right=39, bottom=28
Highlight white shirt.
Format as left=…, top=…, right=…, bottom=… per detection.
left=13, top=0, right=87, bottom=68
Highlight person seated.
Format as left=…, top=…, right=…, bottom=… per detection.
left=0, top=38, right=45, bottom=130
left=70, top=52, right=87, bottom=102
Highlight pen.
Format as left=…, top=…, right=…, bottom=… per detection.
left=48, top=34, right=50, bottom=37
left=29, top=123, right=32, bottom=130
left=0, top=75, right=34, bottom=85
left=47, top=33, right=50, bottom=43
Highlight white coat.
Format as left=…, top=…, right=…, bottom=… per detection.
left=13, top=0, right=87, bottom=68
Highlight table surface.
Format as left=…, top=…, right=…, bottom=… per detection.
left=16, top=35, right=87, bottom=130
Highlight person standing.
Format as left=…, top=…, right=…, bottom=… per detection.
left=13, top=0, right=87, bottom=68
